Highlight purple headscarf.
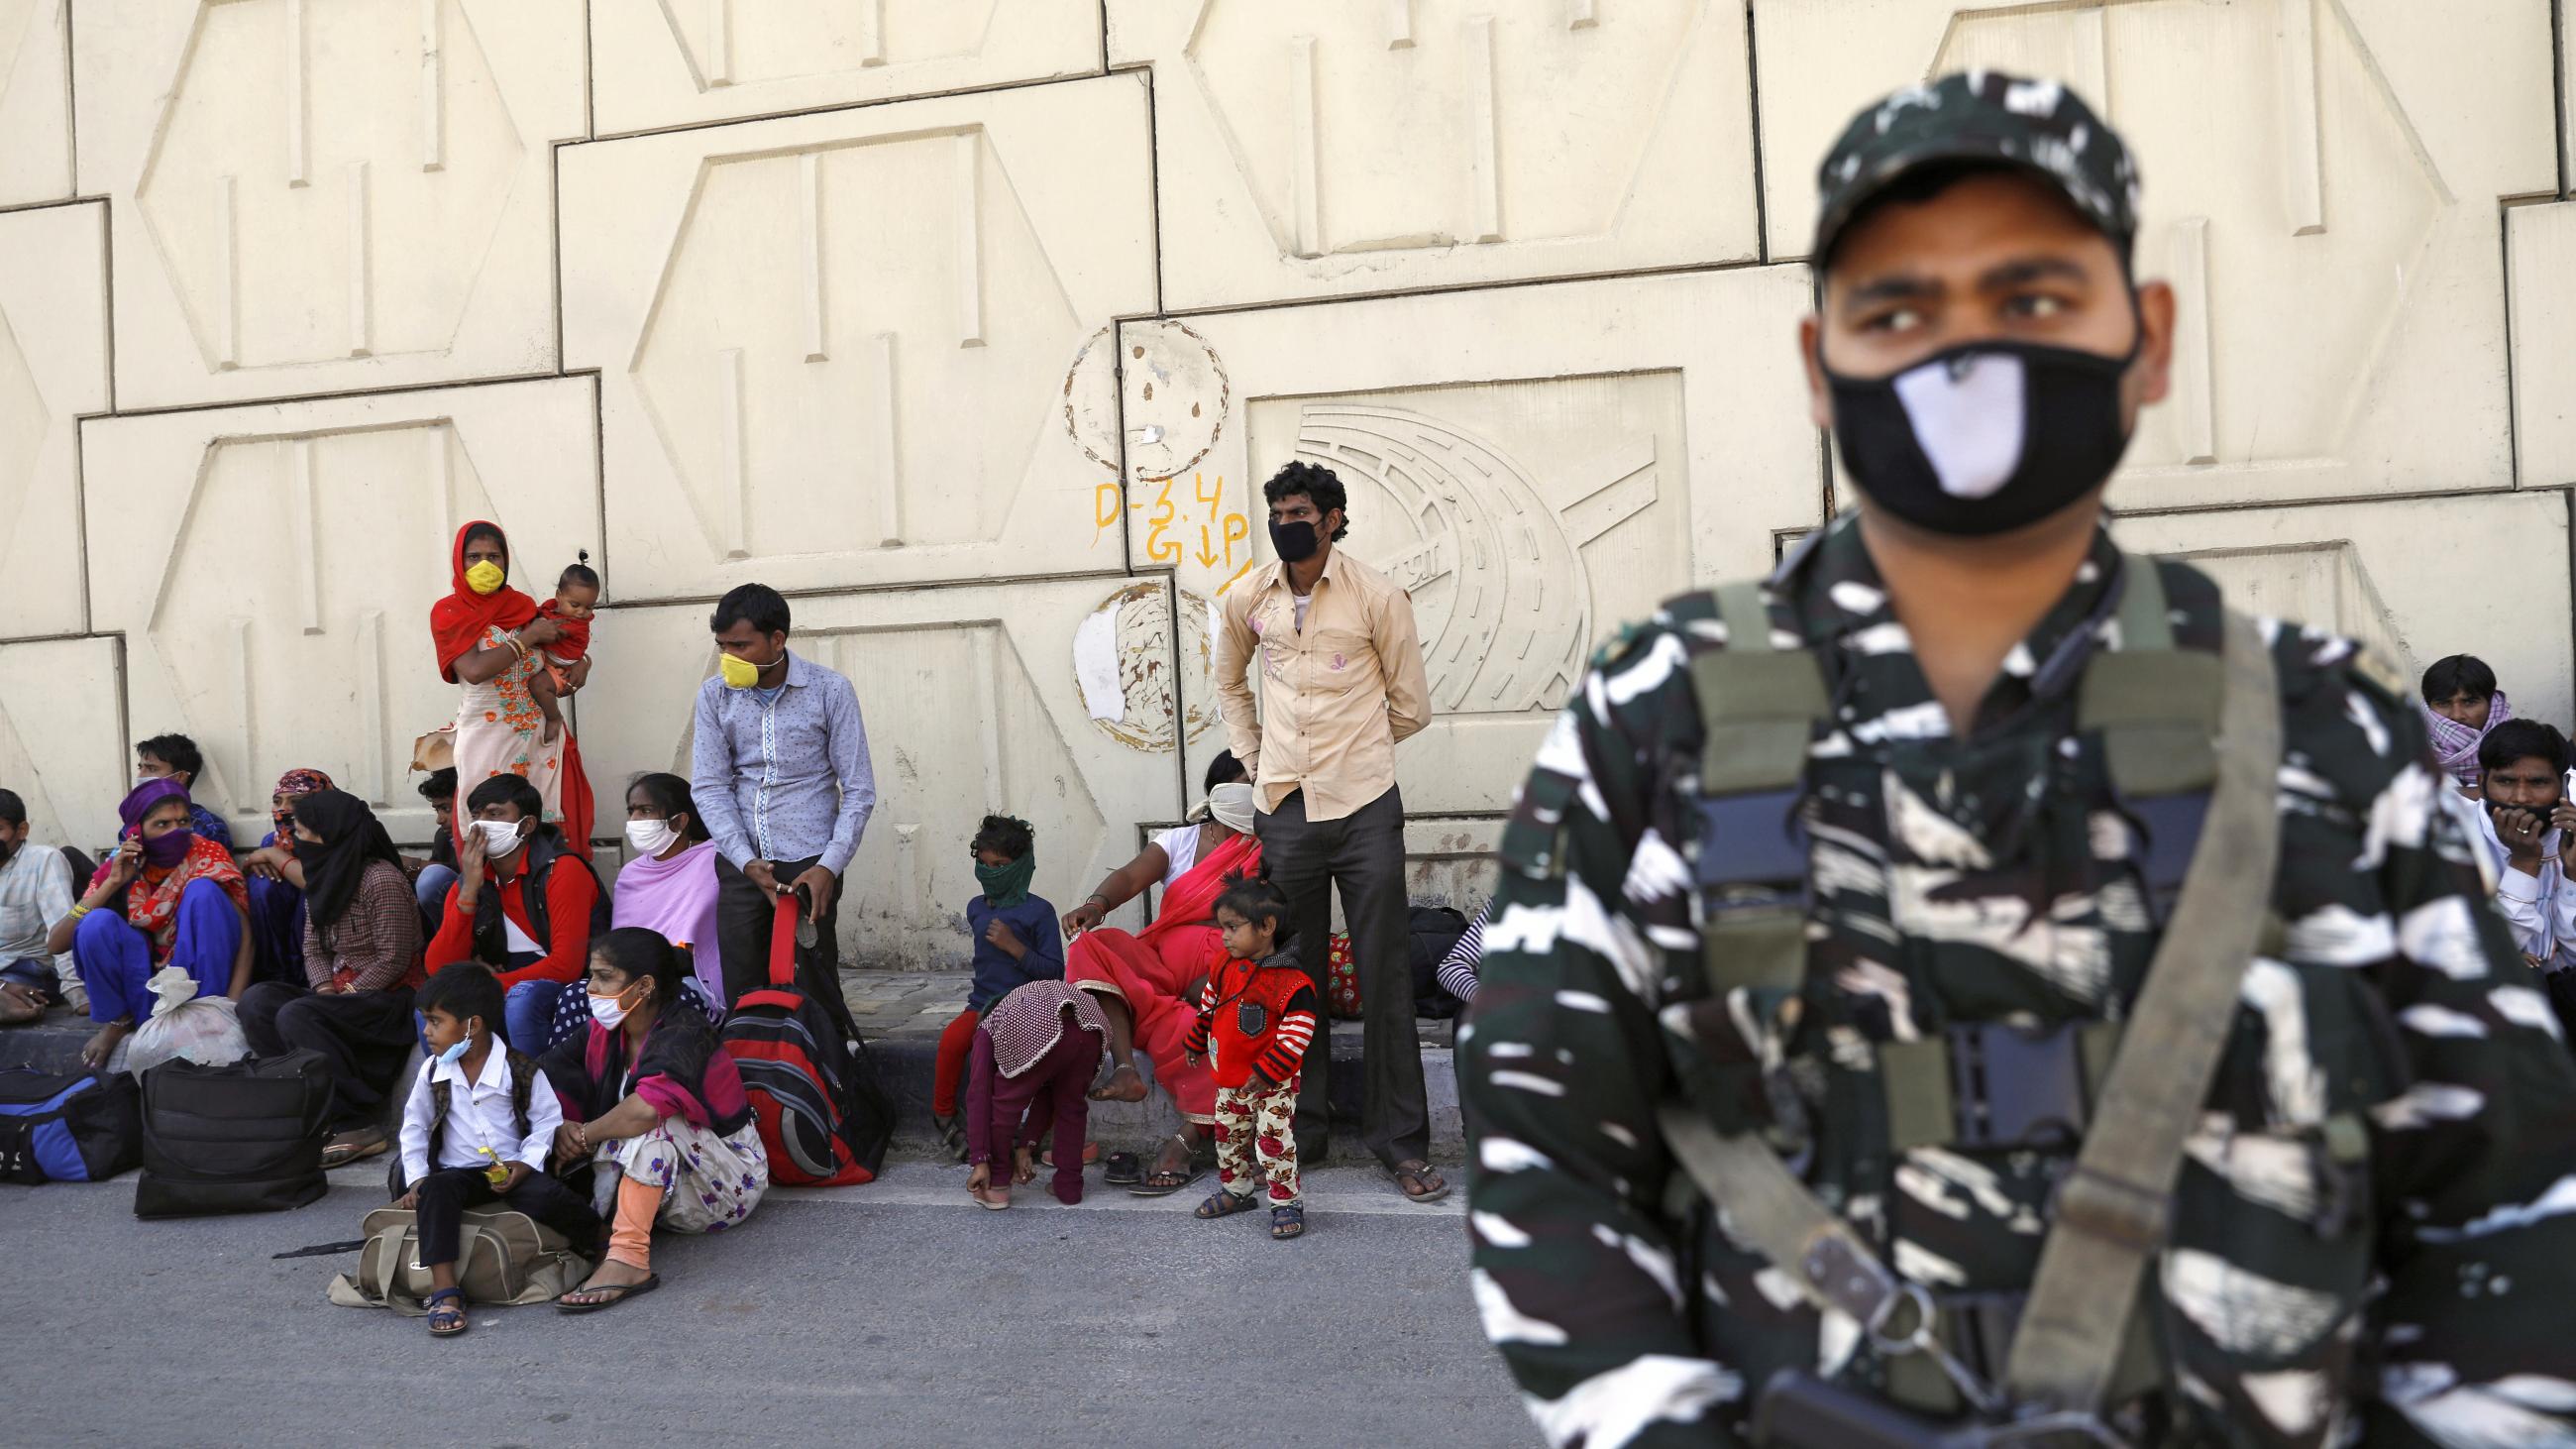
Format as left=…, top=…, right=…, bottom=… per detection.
left=118, top=777, right=192, bottom=831
left=2422, top=689, right=2511, bottom=791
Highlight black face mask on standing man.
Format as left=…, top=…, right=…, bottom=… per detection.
left=1269, top=519, right=1321, bottom=564
left=1823, top=327, right=2141, bottom=538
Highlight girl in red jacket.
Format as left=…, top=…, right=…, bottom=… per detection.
left=1185, top=872, right=1317, bottom=1240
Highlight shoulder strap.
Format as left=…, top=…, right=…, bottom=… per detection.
left=2079, top=556, right=2220, bottom=798
left=425, top=1076, right=452, bottom=1169
left=1685, top=582, right=1832, bottom=998
left=2002, top=606, right=2281, bottom=1411
left=505, top=1050, right=538, bottom=1140
left=1662, top=601, right=2282, bottom=1420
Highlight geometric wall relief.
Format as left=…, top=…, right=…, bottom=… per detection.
left=1110, top=0, right=1761, bottom=309
left=589, top=0, right=1101, bottom=138
left=2509, top=202, right=2576, bottom=490
left=1758, top=0, right=2560, bottom=511
left=72, top=0, right=587, bottom=409
left=580, top=578, right=1184, bottom=969
left=2113, top=490, right=2574, bottom=730
left=0, top=202, right=110, bottom=641
left=1145, top=267, right=1822, bottom=817
left=0, top=0, right=73, bottom=205
left=0, top=636, right=125, bottom=852
left=76, top=377, right=601, bottom=849
left=561, top=74, right=1157, bottom=603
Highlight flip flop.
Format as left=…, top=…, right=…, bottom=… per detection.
left=1103, top=1151, right=1142, bottom=1186
left=556, top=1274, right=661, bottom=1314
left=320, top=1131, right=390, bottom=1170
left=1390, top=1161, right=1450, bottom=1204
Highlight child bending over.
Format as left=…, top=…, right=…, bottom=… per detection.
left=964, top=978, right=1110, bottom=1208
left=393, top=962, right=601, bottom=1337
left=1186, top=872, right=1316, bottom=1241
left=932, top=815, right=1064, bottom=1160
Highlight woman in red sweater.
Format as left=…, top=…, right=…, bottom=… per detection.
left=1185, top=873, right=1318, bottom=1241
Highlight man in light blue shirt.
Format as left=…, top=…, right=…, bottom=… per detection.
left=692, top=584, right=876, bottom=1009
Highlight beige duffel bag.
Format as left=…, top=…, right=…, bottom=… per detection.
left=327, top=1202, right=590, bottom=1315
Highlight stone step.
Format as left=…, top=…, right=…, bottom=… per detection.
left=0, top=969, right=1465, bottom=1167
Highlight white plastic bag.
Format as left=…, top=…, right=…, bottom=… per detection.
left=126, top=965, right=251, bottom=1077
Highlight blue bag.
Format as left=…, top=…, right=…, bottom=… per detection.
left=0, top=1068, right=143, bottom=1183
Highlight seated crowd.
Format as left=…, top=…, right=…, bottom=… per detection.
left=0, top=558, right=1487, bottom=1326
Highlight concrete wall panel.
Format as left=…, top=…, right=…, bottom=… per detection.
left=589, top=0, right=1102, bottom=137
left=78, top=377, right=601, bottom=846
left=582, top=577, right=1185, bottom=969
left=1150, top=268, right=1823, bottom=818
left=73, top=0, right=588, bottom=409
left=0, top=635, right=124, bottom=851
left=0, top=201, right=108, bottom=641
left=562, top=74, right=1157, bottom=603
left=0, top=0, right=72, bottom=206
left=1760, top=0, right=2559, bottom=512
left=2510, top=201, right=2576, bottom=490
left=2113, top=491, right=2574, bottom=728
left=1111, top=0, right=1759, bottom=310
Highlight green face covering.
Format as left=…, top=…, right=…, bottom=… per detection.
left=975, top=852, right=1035, bottom=909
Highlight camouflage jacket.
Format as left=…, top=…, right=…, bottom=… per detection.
left=1462, top=515, right=2576, bottom=1447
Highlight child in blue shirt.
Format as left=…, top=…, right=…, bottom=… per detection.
left=931, top=815, right=1064, bottom=1159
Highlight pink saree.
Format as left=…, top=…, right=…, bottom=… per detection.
left=1066, top=832, right=1259, bottom=1123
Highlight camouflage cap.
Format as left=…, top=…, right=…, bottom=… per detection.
left=1813, top=70, right=2140, bottom=266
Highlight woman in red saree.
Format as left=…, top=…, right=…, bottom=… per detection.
left=428, top=521, right=593, bottom=858
left=1059, top=752, right=1257, bottom=1195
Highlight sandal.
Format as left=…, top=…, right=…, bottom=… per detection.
left=425, top=1287, right=468, bottom=1336
left=1194, top=1188, right=1259, bottom=1220
left=1038, top=1141, right=1101, bottom=1169
left=1270, top=1204, right=1306, bottom=1240
left=320, top=1128, right=389, bottom=1170
left=1103, top=1151, right=1142, bottom=1186
left=931, top=1112, right=969, bottom=1165
left=556, top=1273, right=661, bottom=1314
left=1129, top=1133, right=1205, bottom=1197
left=1390, top=1161, right=1449, bottom=1204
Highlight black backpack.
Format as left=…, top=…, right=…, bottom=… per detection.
left=134, top=1051, right=334, bottom=1218
left=0, top=1068, right=143, bottom=1183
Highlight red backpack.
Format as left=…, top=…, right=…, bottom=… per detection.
left=717, top=894, right=892, bottom=1185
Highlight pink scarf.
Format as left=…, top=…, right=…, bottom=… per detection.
left=2422, top=689, right=2511, bottom=790
left=611, top=839, right=724, bottom=1003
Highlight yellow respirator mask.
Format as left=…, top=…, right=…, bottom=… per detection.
left=462, top=561, right=506, bottom=596
left=718, top=652, right=763, bottom=690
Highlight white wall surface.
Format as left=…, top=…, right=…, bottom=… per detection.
left=0, top=0, right=2567, bottom=964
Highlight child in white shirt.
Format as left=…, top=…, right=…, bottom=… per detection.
left=393, top=963, right=599, bottom=1336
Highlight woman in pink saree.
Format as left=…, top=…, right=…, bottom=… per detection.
left=1060, top=752, right=1257, bottom=1196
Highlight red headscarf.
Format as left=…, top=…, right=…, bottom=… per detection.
left=429, top=520, right=537, bottom=683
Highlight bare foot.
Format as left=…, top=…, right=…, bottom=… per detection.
left=1090, top=1062, right=1148, bottom=1104
left=79, top=1021, right=131, bottom=1070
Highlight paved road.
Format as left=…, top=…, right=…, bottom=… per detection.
left=1, top=1159, right=1533, bottom=1448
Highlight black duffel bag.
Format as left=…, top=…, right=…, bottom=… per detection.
left=134, top=1051, right=333, bottom=1218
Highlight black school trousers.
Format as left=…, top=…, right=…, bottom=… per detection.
left=398, top=1165, right=601, bottom=1270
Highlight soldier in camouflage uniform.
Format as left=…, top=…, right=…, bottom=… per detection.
left=1462, top=72, right=2576, bottom=1447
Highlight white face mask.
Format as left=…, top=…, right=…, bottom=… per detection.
left=589, top=985, right=639, bottom=1029
left=625, top=819, right=679, bottom=856
left=471, top=818, right=526, bottom=858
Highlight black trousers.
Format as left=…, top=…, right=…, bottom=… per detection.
left=238, top=981, right=418, bottom=1132
left=397, top=1166, right=601, bottom=1271
left=713, top=852, right=861, bottom=1045
left=1255, top=786, right=1427, bottom=1168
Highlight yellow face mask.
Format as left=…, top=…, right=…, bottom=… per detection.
left=718, top=652, right=763, bottom=690
left=462, top=560, right=506, bottom=597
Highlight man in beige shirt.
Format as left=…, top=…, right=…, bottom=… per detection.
left=1213, top=460, right=1445, bottom=1202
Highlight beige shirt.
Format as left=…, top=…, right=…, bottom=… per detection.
left=1214, top=549, right=1434, bottom=821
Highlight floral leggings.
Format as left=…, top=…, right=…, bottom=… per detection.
left=1212, top=1074, right=1301, bottom=1207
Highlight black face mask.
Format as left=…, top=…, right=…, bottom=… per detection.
left=1269, top=519, right=1321, bottom=564
left=0, top=837, right=13, bottom=866
left=1825, top=338, right=2137, bottom=537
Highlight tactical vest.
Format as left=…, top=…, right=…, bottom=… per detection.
left=1665, top=556, right=2309, bottom=1442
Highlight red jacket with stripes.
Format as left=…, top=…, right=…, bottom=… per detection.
left=1185, top=951, right=1318, bottom=1090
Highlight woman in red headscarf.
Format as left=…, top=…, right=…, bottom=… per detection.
left=427, top=522, right=590, bottom=859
